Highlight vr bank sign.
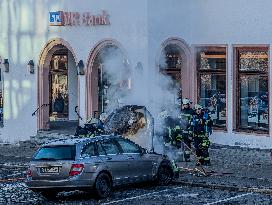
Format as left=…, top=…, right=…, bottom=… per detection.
left=49, top=11, right=110, bottom=26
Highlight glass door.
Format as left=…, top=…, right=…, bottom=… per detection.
left=49, top=54, right=69, bottom=121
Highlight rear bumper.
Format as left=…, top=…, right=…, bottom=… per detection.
left=25, top=175, right=96, bottom=190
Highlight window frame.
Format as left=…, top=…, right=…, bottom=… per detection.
left=234, top=46, right=269, bottom=134
left=196, top=46, right=227, bottom=130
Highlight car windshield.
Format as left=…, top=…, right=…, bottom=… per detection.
left=34, top=145, right=76, bottom=161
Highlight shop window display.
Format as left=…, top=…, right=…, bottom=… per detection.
left=196, top=47, right=226, bottom=128
left=237, top=48, right=269, bottom=132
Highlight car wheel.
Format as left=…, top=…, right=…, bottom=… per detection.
left=156, top=163, right=173, bottom=186
left=94, top=172, right=112, bottom=199
left=40, top=190, right=57, bottom=199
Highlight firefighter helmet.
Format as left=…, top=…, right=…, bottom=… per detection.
left=182, top=98, right=191, bottom=105
left=194, top=104, right=203, bottom=110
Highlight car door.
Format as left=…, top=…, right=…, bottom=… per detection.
left=99, top=139, right=129, bottom=185
left=80, top=142, right=104, bottom=174
left=115, top=138, right=153, bottom=182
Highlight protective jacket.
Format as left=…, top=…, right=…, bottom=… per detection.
left=189, top=111, right=213, bottom=136
left=179, top=107, right=194, bottom=132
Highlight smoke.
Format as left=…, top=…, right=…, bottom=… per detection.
left=98, top=46, right=181, bottom=156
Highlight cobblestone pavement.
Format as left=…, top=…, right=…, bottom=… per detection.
left=1, top=182, right=272, bottom=204
left=1, top=136, right=272, bottom=204
left=176, top=144, right=272, bottom=191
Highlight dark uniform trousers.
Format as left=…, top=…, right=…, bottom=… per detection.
left=193, top=133, right=210, bottom=165
left=189, top=111, right=212, bottom=166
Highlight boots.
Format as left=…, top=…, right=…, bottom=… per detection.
left=184, top=153, right=191, bottom=162
left=203, top=159, right=211, bottom=166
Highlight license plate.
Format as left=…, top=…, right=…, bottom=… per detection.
left=40, top=166, right=60, bottom=173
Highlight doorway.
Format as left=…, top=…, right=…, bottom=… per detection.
left=86, top=40, right=129, bottom=118
left=38, top=40, right=78, bottom=132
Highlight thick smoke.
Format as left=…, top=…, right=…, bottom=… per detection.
left=99, top=47, right=181, bottom=155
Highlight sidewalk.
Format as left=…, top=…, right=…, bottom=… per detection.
left=177, top=144, right=272, bottom=192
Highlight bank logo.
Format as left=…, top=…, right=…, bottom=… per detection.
left=49, top=11, right=63, bottom=26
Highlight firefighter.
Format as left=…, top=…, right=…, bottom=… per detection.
left=166, top=121, right=183, bottom=172
left=190, top=104, right=213, bottom=166
left=179, top=98, right=194, bottom=162
left=160, top=110, right=181, bottom=171
left=171, top=124, right=183, bottom=149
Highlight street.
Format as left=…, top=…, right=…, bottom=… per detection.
left=1, top=178, right=272, bottom=204
left=0, top=160, right=272, bottom=205
left=1, top=140, right=272, bottom=204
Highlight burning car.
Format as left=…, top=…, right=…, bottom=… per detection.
left=103, top=105, right=155, bottom=149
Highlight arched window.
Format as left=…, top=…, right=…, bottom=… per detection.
left=159, top=44, right=183, bottom=101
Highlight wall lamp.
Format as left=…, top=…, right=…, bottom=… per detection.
left=77, top=60, right=85, bottom=75
left=27, top=60, right=35, bottom=74
left=3, top=59, right=9, bottom=73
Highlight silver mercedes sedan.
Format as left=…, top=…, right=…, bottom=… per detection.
left=25, top=135, right=174, bottom=199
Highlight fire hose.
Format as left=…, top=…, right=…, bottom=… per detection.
left=178, top=141, right=208, bottom=176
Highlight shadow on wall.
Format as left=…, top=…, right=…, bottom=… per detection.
left=0, top=0, right=65, bottom=141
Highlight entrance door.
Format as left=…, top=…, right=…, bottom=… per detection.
left=49, top=52, right=69, bottom=121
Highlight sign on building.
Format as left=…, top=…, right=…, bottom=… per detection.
left=49, top=11, right=110, bottom=26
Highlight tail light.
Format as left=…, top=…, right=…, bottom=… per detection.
left=26, top=168, right=32, bottom=178
left=69, top=164, right=84, bottom=176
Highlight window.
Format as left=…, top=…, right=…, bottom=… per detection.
left=116, top=138, right=141, bottom=154
left=159, top=44, right=183, bottom=101
left=34, top=145, right=76, bottom=161
left=81, top=143, right=96, bottom=157
left=196, top=47, right=227, bottom=128
left=101, top=140, right=120, bottom=155
left=97, top=142, right=106, bottom=156
left=235, top=47, right=269, bottom=132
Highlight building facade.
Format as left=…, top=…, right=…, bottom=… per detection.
left=1, top=0, right=272, bottom=149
